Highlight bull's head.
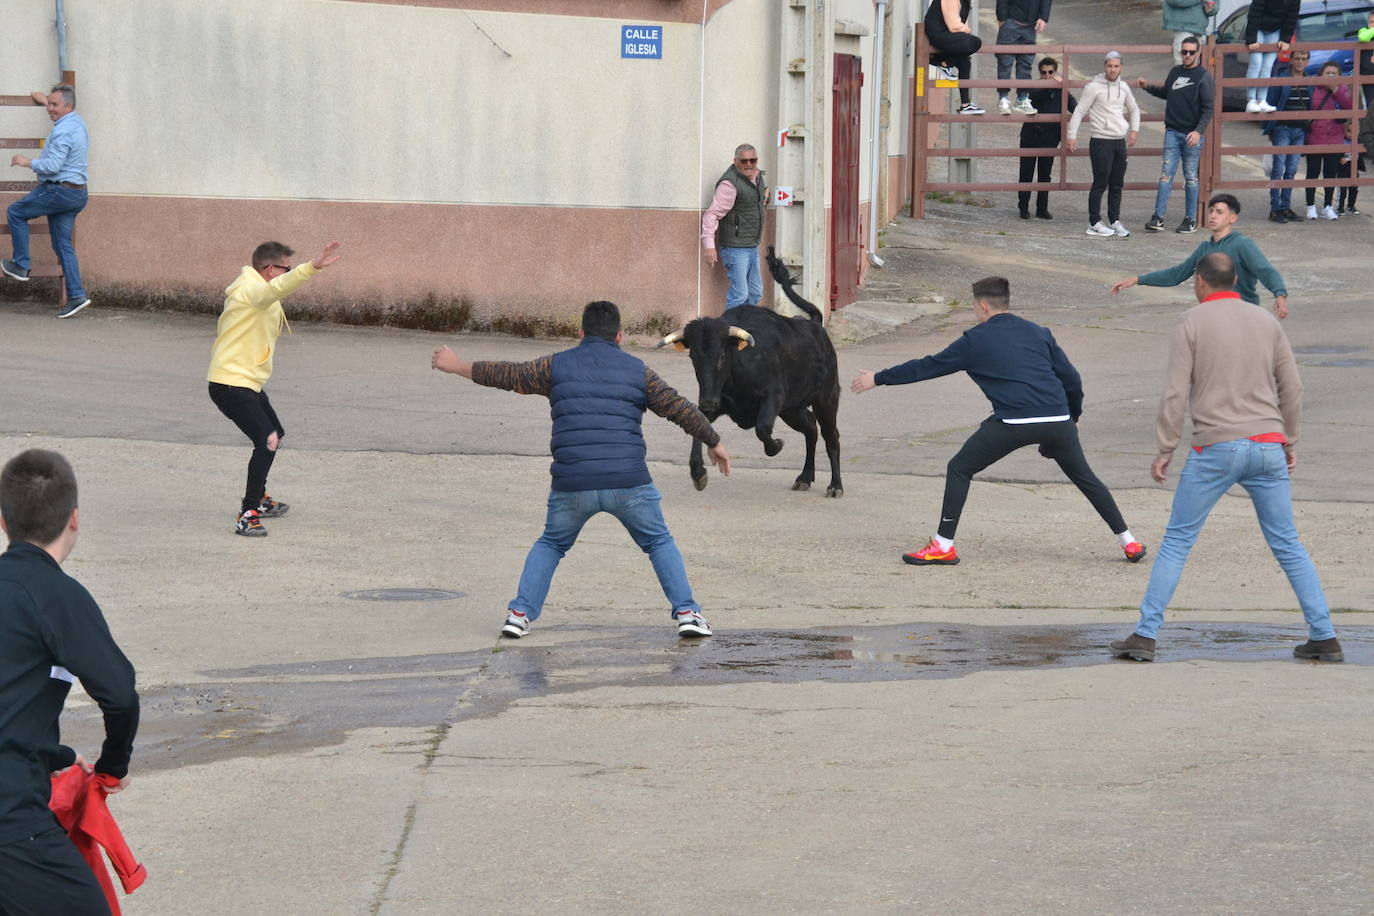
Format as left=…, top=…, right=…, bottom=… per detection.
left=656, top=320, right=755, bottom=415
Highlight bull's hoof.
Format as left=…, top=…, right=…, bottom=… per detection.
left=763, top=438, right=784, bottom=457
left=825, top=486, right=844, bottom=498
left=692, top=473, right=708, bottom=491
left=791, top=479, right=811, bottom=491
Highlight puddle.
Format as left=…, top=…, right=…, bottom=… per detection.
left=66, top=622, right=1372, bottom=773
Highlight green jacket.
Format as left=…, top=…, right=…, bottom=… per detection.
left=1137, top=231, right=1286, bottom=305
left=1163, top=0, right=1209, bottom=34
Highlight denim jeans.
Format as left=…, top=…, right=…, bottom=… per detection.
left=1135, top=439, right=1336, bottom=641
left=995, top=19, right=1036, bottom=102
left=1268, top=125, right=1306, bottom=211
left=718, top=245, right=762, bottom=307
left=510, top=483, right=699, bottom=621
left=1154, top=129, right=1203, bottom=221
left=7, top=182, right=87, bottom=300
left=1245, top=31, right=1280, bottom=101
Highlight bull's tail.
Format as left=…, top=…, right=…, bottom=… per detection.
left=765, top=246, right=823, bottom=323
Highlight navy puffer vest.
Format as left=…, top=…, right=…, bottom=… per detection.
left=548, top=336, right=651, bottom=492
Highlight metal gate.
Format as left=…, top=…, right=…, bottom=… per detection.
left=830, top=53, right=862, bottom=309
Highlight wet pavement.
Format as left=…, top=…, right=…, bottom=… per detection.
left=66, top=621, right=1372, bottom=775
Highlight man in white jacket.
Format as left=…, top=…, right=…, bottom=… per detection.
left=1066, top=51, right=1140, bottom=238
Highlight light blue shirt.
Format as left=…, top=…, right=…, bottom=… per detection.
left=30, top=111, right=88, bottom=185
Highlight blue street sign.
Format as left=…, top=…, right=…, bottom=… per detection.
left=621, top=24, right=662, bottom=59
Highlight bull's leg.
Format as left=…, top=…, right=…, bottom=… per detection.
left=815, top=386, right=843, bottom=498
left=754, top=394, right=784, bottom=457
left=689, top=436, right=708, bottom=491
left=779, top=406, right=819, bottom=491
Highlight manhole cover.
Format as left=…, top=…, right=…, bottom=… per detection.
left=1301, top=358, right=1374, bottom=368
left=339, top=588, right=466, bottom=602
left=1292, top=345, right=1363, bottom=355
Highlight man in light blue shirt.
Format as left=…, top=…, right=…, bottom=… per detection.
left=3, top=84, right=91, bottom=318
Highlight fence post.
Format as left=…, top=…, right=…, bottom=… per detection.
left=1201, top=34, right=1222, bottom=207
left=910, top=23, right=929, bottom=218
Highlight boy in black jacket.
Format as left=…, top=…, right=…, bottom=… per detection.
left=0, top=449, right=139, bottom=915
left=1136, top=35, right=1215, bottom=233
left=1018, top=56, right=1076, bottom=219
left=851, top=277, right=1144, bottom=567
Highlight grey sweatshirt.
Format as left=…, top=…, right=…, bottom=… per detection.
left=1066, top=73, right=1141, bottom=141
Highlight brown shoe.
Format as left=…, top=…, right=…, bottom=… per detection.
left=1293, top=637, right=1343, bottom=663
left=1110, top=632, right=1156, bottom=662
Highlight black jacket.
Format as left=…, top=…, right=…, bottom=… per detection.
left=1144, top=64, right=1216, bottom=133
left=1020, top=86, right=1077, bottom=147
left=996, top=0, right=1051, bottom=24
left=1244, top=0, right=1299, bottom=45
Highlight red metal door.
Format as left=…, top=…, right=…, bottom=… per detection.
left=830, top=53, right=862, bottom=309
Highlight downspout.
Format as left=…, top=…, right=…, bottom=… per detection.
left=865, top=0, right=888, bottom=268
left=55, top=0, right=69, bottom=75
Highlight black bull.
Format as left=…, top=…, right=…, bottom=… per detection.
left=657, top=249, right=843, bottom=497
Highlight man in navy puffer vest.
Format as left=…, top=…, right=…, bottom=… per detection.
left=432, top=301, right=731, bottom=639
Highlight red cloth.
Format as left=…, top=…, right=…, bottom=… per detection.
left=49, top=767, right=146, bottom=916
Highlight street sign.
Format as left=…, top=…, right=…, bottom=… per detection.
left=621, top=25, right=662, bottom=59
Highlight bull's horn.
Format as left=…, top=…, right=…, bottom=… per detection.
left=727, top=326, right=756, bottom=349
left=655, top=330, right=686, bottom=350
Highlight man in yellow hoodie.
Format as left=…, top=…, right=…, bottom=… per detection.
left=207, top=240, right=342, bottom=536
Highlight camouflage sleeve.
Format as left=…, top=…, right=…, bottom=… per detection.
left=645, top=368, right=720, bottom=446
left=470, top=356, right=554, bottom=396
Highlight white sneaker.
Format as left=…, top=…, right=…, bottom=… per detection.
left=1306, top=205, right=1319, bottom=220
left=1258, top=100, right=1277, bottom=112
left=1111, top=220, right=1132, bottom=237
left=1320, top=205, right=1339, bottom=220
left=998, top=96, right=1013, bottom=115
left=1014, top=97, right=1038, bottom=115
left=675, top=611, right=713, bottom=638
left=500, top=612, right=531, bottom=638
left=1245, top=99, right=1263, bottom=113
left=1086, top=221, right=1115, bottom=237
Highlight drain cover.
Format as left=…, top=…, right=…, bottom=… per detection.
left=340, top=588, right=466, bottom=602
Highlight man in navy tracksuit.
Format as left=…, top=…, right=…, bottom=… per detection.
left=432, top=300, right=731, bottom=639
left=852, top=277, right=1145, bottom=566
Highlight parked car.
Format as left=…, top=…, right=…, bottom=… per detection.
left=1213, top=0, right=1373, bottom=109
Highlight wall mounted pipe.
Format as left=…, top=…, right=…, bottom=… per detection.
left=866, top=0, right=888, bottom=268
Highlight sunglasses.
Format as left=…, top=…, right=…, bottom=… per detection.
left=269, top=264, right=291, bottom=271
left=1181, top=49, right=1198, bottom=55
left=1039, top=68, right=1056, bottom=74
left=737, top=157, right=758, bottom=164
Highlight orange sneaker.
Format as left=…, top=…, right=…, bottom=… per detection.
left=1123, top=542, right=1147, bottom=563
left=902, top=539, right=959, bottom=565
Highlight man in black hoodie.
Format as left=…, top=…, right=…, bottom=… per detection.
left=1136, top=35, right=1215, bottom=233
left=1017, top=55, right=1076, bottom=219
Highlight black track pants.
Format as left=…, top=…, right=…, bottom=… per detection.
left=1087, top=138, right=1128, bottom=225
left=209, top=381, right=285, bottom=514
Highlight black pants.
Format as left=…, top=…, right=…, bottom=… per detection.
left=209, top=381, right=284, bottom=514
left=929, top=31, right=982, bottom=105
left=0, top=826, right=110, bottom=916
left=1304, top=152, right=1341, bottom=207
left=938, top=417, right=1127, bottom=541
left=1337, top=155, right=1362, bottom=209
left=1018, top=154, right=1053, bottom=213
left=1087, top=138, right=1128, bottom=225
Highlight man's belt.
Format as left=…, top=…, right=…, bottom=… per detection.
left=43, top=181, right=87, bottom=189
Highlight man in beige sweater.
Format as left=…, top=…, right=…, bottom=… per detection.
left=1111, top=252, right=1342, bottom=663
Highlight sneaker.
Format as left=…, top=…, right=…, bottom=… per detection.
left=902, top=539, right=959, bottom=565
left=1110, top=632, right=1157, bottom=662
left=1336, top=204, right=1345, bottom=214
left=675, top=610, right=713, bottom=638
left=1019, top=209, right=1030, bottom=220
left=1111, top=220, right=1131, bottom=237
left=1320, top=205, right=1338, bottom=220
left=1122, top=542, right=1148, bottom=563
left=1086, top=221, right=1115, bottom=237
left=998, top=96, right=1013, bottom=115
left=958, top=102, right=985, bottom=115
left=1, top=259, right=30, bottom=281
left=1348, top=206, right=1361, bottom=216
left=1268, top=210, right=1288, bottom=223
left=257, top=494, right=290, bottom=518
left=1175, top=218, right=1198, bottom=233
left=1293, top=637, right=1343, bottom=662
left=1145, top=215, right=1166, bottom=231
left=1035, top=210, right=1053, bottom=220
left=1014, top=97, right=1038, bottom=115
left=1282, top=208, right=1300, bottom=222
left=234, top=509, right=267, bottom=537
left=1245, top=99, right=1263, bottom=113
left=501, top=612, right=531, bottom=638
left=1306, top=205, right=1318, bottom=220
left=1258, top=100, right=1277, bottom=112
left=56, top=297, right=92, bottom=319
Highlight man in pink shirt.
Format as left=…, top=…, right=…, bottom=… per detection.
left=701, top=144, right=768, bottom=308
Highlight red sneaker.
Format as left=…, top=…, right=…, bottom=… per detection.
left=1123, top=541, right=1147, bottom=562
left=902, top=539, right=959, bottom=565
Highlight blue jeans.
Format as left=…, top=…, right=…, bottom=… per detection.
left=7, top=182, right=87, bottom=300
left=1268, top=125, right=1305, bottom=211
left=1135, top=439, right=1336, bottom=641
left=1246, top=30, right=1279, bottom=102
left=509, top=483, right=700, bottom=621
left=1153, top=129, right=1202, bottom=221
left=718, top=245, right=762, bottom=307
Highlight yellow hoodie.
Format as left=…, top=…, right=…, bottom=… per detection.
left=207, top=262, right=318, bottom=391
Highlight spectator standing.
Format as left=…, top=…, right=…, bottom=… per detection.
left=1336, top=120, right=1365, bottom=214
left=1017, top=56, right=1076, bottom=219
left=926, top=0, right=986, bottom=114
left=1137, top=35, right=1215, bottom=233
left=1303, top=61, right=1351, bottom=221
left=701, top=144, right=768, bottom=308
left=1111, top=193, right=1289, bottom=319
left=1109, top=253, right=1343, bottom=664
left=1162, top=0, right=1211, bottom=65
left=1243, top=0, right=1298, bottom=112
left=995, top=0, right=1051, bottom=116
left=2, top=85, right=91, bottom=319
left=1262, top=48, right=1311, bottom=222
left=1067, top=51, right=1140, bottom=238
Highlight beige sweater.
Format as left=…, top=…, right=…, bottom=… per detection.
left=1155, top=293, right=1302, bottom=456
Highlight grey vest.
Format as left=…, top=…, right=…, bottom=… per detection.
left=715, top=165, right=766, bottom=249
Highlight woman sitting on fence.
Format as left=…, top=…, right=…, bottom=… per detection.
left=926, top=0, right=985, bottom=115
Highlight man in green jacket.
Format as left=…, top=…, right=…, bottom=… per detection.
left=1110, top=193, right=1289, bottom=319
